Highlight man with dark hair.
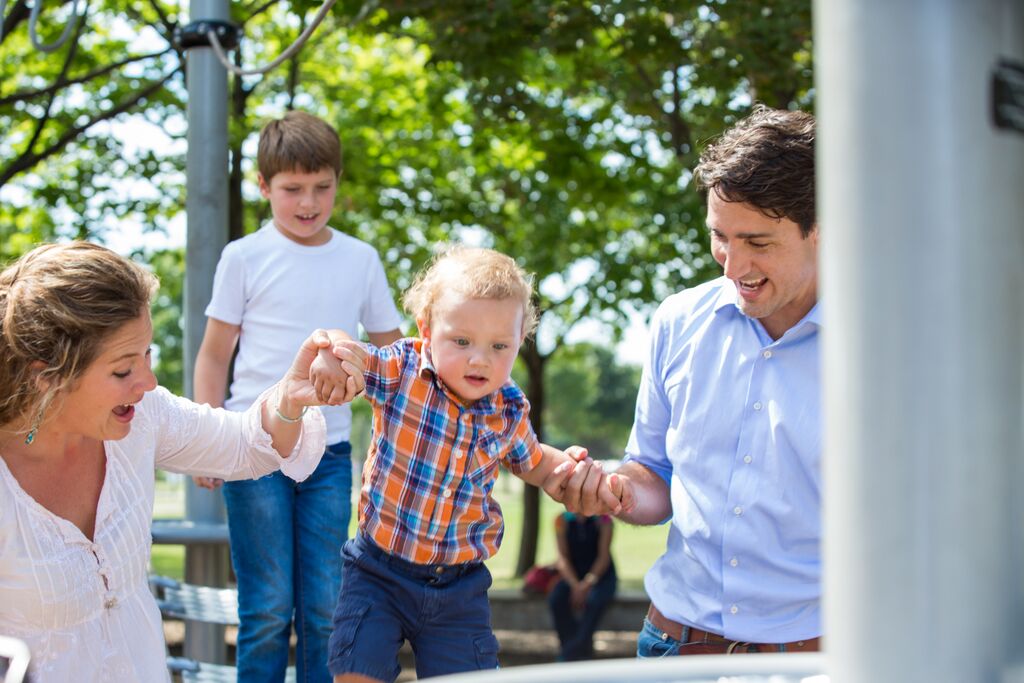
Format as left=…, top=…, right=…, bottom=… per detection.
left=564, top=105, right=822, bottom=656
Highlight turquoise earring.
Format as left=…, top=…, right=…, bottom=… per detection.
left=24, top=411, right=41, bottom=445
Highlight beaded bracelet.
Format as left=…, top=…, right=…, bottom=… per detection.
left=274, top=404, right=308, bottom=423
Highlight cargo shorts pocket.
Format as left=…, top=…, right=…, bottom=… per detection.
left=474, top=632, right=500, bottom=669
left=329, top=599, right=371, bottom=659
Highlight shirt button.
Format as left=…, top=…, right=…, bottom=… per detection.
left=763, top=350, right=773, bottom=359
left=730, top=557, right=739, bottom=567
left=104, top=597, right=118, bottom=609
left=730, top=604, right=739, bottom=615
left=454, top=450, right=463, bottom=459
left=733, top=506, right=743, bottom=516
left=443, top=489, right=452, bottom=498
left=753, top=401, right=763, bottom=411
left=743, top=455, right=752, bottom=464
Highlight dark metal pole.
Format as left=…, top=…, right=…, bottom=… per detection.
left=183, top=0, right=231, bottom=665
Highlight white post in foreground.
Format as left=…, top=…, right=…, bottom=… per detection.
left=817, top=1, right=1024, bottom=681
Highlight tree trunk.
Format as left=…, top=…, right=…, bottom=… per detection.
left=514, top=339, right=546, bottom=576
left=227, top=66, right=250, bottom=242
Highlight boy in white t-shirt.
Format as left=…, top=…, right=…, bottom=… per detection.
left=192, top=110, right=403, bottom=683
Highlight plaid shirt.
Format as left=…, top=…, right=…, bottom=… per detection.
left=358, top=338, right=543, bottom=565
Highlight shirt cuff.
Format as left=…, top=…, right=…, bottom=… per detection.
left=247, top=384, right=327, bottom=483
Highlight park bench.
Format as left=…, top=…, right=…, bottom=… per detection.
left=488, top=587, right=648, bottom=633
left=150, top=574, right=297, bottom=683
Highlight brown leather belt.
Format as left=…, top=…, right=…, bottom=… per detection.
left=646, top=604, right=821, bottom=654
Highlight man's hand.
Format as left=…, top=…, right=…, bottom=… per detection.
left=540, top=445, right=628, bottom=515
left=561, top=460, right=637, bottom=517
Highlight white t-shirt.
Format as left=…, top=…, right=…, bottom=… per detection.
left=205, top=224, right=403, bottom=443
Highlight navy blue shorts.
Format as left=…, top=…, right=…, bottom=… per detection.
left=327, top=534, right=500, bottom=682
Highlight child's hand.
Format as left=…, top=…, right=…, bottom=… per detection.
left=331, top=339, right=367, bottom=401
left=560, top=458, right=631, bottom=516
left=280, top=329, right=365, bottom=409
left=310, top=348, right=348, bottom=404
left=309, top=339, right=366, bottom=405
left=539, top=445, right=590, bottom=502
left=309, top=348, right=358, bottom=405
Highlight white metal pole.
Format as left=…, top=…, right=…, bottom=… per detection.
left=816, top=0, right=1024, bottom=681
left=183, top=0, right=231, bottom=664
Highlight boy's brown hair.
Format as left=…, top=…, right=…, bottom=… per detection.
left=257, top=110, right=343, bottom=182
left=403, top=245, right=538, bottom=338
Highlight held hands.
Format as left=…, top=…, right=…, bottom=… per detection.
left=281, top=329, right=367, bottom=410
left=308, top=336, right=367, bottom=405
left=570, top=579, right=593, bottom=612
left=543, top=446, right=637, bottom=517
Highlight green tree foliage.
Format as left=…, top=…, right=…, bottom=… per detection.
left=0, top=0, right=813, bottom=573
left=339, top=0, right=813, bottom=571
left=520, top=342, right=641, bottom=461
left=0, top=1, right=185, bottom=242
left=145, top=246, right=186, bottom=395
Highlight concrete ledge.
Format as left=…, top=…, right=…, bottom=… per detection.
left=488, top=588, right=648, bottom=632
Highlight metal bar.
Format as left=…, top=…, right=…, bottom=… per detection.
left=152, top=519, right=231, bottom=545
left=183, top=0, right=231, bottom=665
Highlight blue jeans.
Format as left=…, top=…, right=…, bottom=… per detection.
left=637, top=617, right=686, bottom=658
left=547, top=569, right=617, bottom=661
left=327, top=534, right=499, bottom=682
left=223, top=441, right=352, bottom=683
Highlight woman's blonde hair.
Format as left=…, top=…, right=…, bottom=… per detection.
left=403, top=245, right=537, bottom=337
left=0, top=241, right=158, bottom=431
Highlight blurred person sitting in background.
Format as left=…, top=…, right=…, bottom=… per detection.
left=547, top=511, right=617, bottom=662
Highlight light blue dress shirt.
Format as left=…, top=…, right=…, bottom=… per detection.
left=625, top=276, right=822, bottom=643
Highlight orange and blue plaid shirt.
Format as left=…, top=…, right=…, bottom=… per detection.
left=357, top=338, right=543, bottom=565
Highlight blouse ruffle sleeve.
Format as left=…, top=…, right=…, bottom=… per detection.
left=149, top=384, right=326, bottom=482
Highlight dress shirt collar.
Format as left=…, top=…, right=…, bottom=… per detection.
left=712, top=278, right=822, bottom=339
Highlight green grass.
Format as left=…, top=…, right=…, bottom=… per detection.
left=149, top=473, right=669, bottom=589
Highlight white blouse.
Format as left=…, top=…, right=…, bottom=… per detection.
left=0, top=385, right=325, bottom=682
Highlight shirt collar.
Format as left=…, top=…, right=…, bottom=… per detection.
left=712, top=278, right=822, bottom=333
left=713, top=279, right=740, bottom=314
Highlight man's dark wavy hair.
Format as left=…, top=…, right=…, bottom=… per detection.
left=694, top=104, right=816, bottom=237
